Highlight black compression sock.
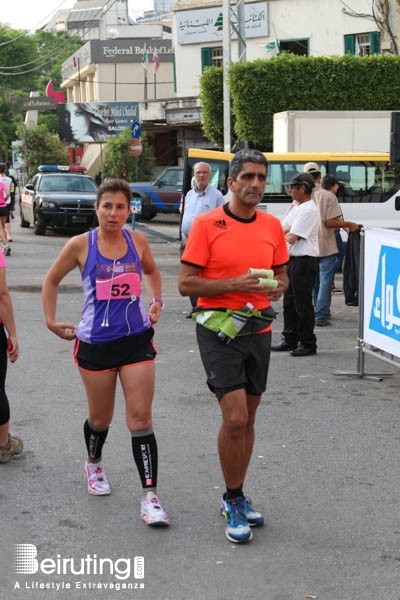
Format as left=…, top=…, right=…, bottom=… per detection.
left=225, top=485, right=244, bottom=501
left=131, top=428, right=158, bottom=489
left=84, top=419, right=109, bottom=462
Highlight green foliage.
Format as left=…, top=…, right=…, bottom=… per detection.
left=200, top=66, right=224, bottom=148
left=15, top=124, right=68, bottom=177
left=101, top=127, right=156, bottom=182
left=201, top=54, right=400, bottom=150
left=0, top=26, right=84, bottom=153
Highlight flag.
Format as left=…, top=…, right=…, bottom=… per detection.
left=153, top=48, right=160, bottom=72
left=141, top=47, right=148, bottom=70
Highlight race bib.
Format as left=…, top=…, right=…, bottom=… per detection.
left=96, top=271, right=141, bottom=300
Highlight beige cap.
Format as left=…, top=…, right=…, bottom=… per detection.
left=303, top=162, right=320, bottom=174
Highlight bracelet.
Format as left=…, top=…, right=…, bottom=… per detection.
left=149, top=298, right=164, bottom=309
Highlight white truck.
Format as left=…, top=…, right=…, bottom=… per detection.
left=273, top=110, right=392, bottom=153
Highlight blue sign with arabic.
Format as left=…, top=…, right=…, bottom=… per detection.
left=369, top=245, right=400, bottom=340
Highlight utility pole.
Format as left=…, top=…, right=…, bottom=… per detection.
left=223, top=0, right=231, bottom=153
left=223, top=0, right=247, bottom=153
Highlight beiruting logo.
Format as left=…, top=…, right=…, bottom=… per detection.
left=13, top=545, right=144, bottom=591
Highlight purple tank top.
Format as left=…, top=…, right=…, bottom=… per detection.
left=76, top=229, right=151, bottom=343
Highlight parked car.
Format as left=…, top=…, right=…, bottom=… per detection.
left=20, top=165, right=98, bottom=235
left=129, top=166, right=183, bottom=220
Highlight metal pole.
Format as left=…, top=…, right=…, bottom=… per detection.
left=237, top=0, right=246, bottom=62
left=223, top=0, right=231, bottom=153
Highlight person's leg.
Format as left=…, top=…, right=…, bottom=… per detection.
left=0, top=325, right=23, bottom=462
left=78, top=368, right=117, bottom=494
left=0, top=216, right=8, bottom=250
left=315, top=254, right=338, bottom=322
left=291, top=256, right=318, bottom=351
left=119, top=362, right=169, bottom=526
left=279, top=261, right=298, bottom=348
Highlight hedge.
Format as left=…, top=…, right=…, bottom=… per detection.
left=200, top=53, right=400, bottom=150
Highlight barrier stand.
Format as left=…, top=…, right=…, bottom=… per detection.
left=333, top=227, right=393, bottom=381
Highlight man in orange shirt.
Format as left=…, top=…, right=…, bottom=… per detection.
left=178, top=149, right=288, bottom=544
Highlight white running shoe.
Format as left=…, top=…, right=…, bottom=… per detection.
left=85, top=460, right=111, bottom=495
left=140, top=492, right=170, bottom=526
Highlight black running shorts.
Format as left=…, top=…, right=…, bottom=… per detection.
left=74, top=328, right=156, bottom=372
left=196, top=324, right=271, bottom=400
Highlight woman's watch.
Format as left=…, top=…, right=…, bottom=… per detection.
left=149, top=298, right=164, bottom=309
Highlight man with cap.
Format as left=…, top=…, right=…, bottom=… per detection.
left=303, top=162, right=359, bottom=326
left=272, top=172, right=320, bottom=356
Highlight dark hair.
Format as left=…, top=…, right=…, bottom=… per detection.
left=322, top=174, right=339, bottom=190
left=229, top=149, right=268, bottom=179
left=96, top=179, right=131, bottom=206
left=289, top=172, right=315, bottom=193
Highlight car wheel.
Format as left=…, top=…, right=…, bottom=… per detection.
left=33, top=209, right=46, bottom=235
left=20, top=206, right=30, bottom=228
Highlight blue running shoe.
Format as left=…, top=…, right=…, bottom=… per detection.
left=240, top=497, right=265, bottom=527
left=220, top=497, right=253, bottom=543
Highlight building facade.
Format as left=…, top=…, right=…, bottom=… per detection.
left=58, top=0, right=398, bottom=172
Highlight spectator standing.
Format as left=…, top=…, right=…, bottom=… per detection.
left=42, top=179, right=169, bottom=527
left=0, top=248, right=22, bottom=463
left=180, top=161, right=225, bottom=311
left=5, top=162, right=17, bottom=243
left=304, top=164, right=359, bottom=326
left=272, top=172, right=320, bottom=356
left=178, top=149, right=289, bottom=543
left=0, top=164, right=11, bottom=256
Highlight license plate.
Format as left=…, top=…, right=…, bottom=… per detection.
left=72, top=216, right=88, bottom=224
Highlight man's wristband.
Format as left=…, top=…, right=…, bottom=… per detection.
left=149, top=298, right=164, bottom=309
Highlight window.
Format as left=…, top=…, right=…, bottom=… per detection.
left=201, top=46, right=223, bottom=70
left=278, top=39, right=308, bottom=56
left=344, top=32, right=381, bottom=55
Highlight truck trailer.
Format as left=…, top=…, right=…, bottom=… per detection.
left=273, top=110, right=392, bottom=153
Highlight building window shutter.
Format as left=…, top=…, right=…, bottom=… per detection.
left=344, top=35, right=356, bottom=55
left=201, top=47, right=212, bottom=71
left=370, top=31, right=381, bottom=54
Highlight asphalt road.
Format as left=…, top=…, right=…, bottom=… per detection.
left=1, top=216, right=400, bottom=600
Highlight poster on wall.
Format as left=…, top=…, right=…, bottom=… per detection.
left=364, top=227, right=400, bottom=358
left=58, top=102, right=139, bottom=143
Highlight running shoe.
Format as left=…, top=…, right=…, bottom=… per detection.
left=220, top=497, right=253, bottom=543
left=240, top=496, right=265, bottom=527
left=3, top=246, right=11, bottom=256
left=0, top=434, right=23, bottom=464
left=84, top=460, right=111, bottom=495
left=140, top=492, right=170, bottom=526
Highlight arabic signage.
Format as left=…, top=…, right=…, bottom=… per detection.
left=177, top=1, right=268, bottom=45
left=13, top=97, right=56, bottom=111
left=364, top=227, right=400, bottom=357
left=57, top=102, right=139, bottom=143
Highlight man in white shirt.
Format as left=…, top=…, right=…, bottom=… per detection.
left=180, top=162, right=225, bottom=310
left=272, top=172, right=320, bottom=357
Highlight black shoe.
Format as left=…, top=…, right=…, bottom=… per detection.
left=271, top=340, right=296, bottom=352
left=315, top=319, right=330, bottom=327
left=290, top=344, right=316, bottom=357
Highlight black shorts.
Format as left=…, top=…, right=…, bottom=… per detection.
left=196, top=324, right=271, bottom=401
left=0, top=206, right=9, bottom=218
left=74, top=328, right=157, bottom=372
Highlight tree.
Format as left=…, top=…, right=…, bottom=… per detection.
left=15, top=124, right=68, bottom=178
left=0, top=26, right=84, bottom=157
left=101, top=127, right=156, bottom=182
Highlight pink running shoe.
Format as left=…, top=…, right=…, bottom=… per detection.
left=85, top=460, right=111, bottom=495
left=140, top=492, right=170, bottom=526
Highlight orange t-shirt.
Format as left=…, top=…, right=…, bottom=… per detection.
left=181, top=203, right=289, bottom=310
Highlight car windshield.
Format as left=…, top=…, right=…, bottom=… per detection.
left=38, top=175, right=97, bottom=193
